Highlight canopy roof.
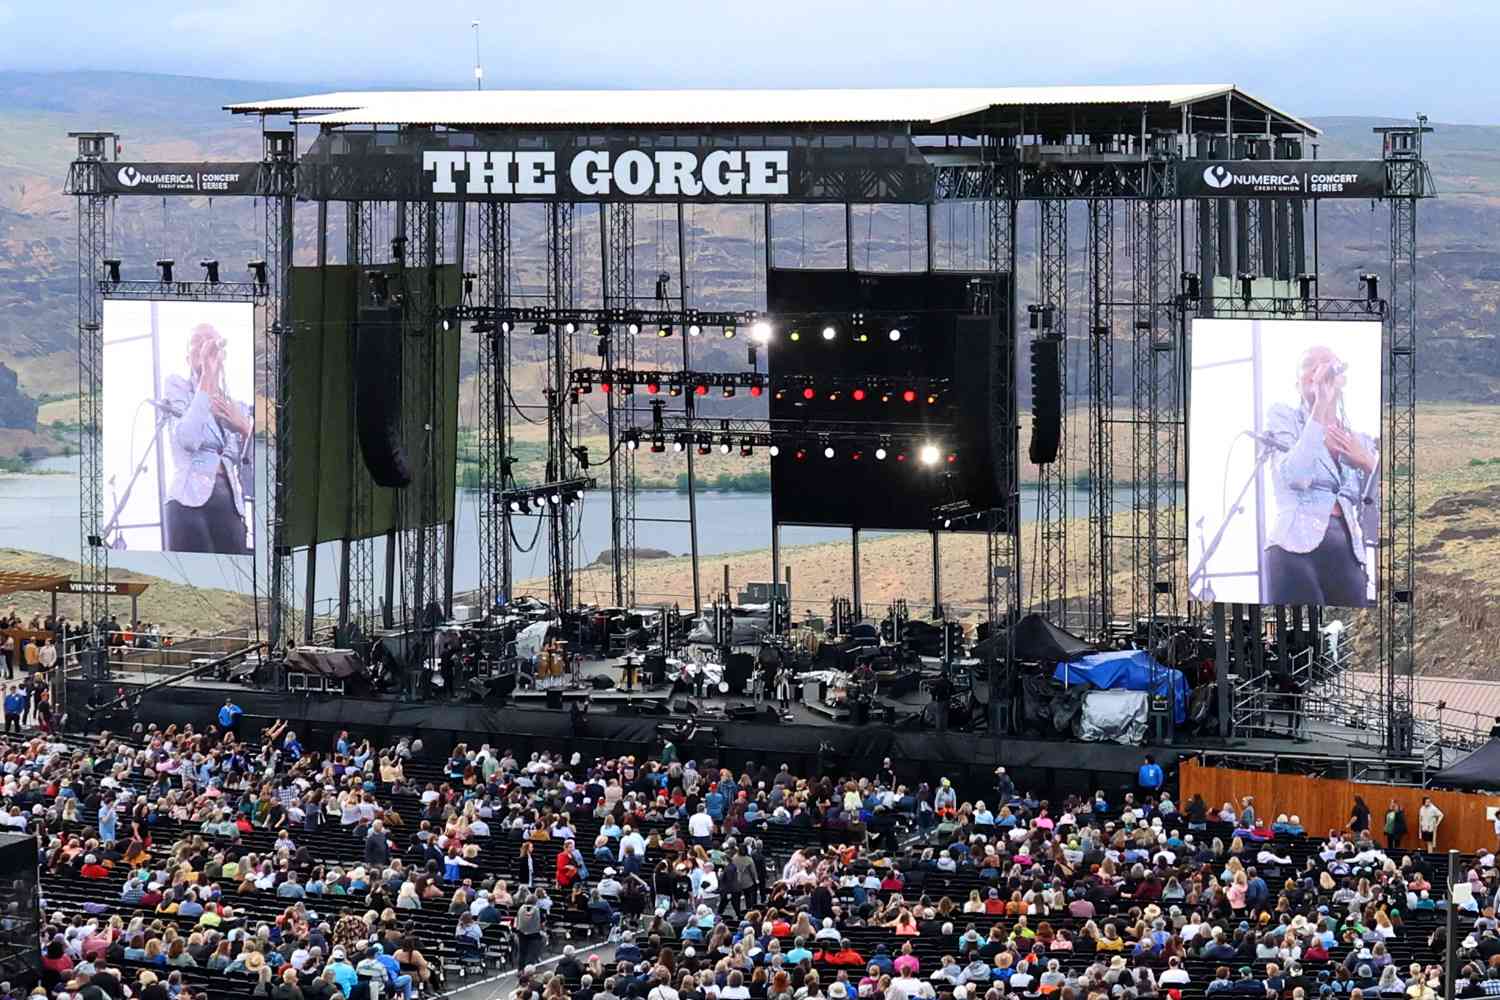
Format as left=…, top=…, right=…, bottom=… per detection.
left=226, top=84, right=1318, bottom=136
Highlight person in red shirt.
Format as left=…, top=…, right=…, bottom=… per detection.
left=983, top=889, right=1007, bottom=915
left=555, top=847, right=579, bottom=888
left=818, top=944, right=866, bottom=966
left=80, top=853, right=109, bottom=879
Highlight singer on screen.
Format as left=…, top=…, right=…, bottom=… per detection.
left=161, top=323, right=253, bottom=554
left=1263, top=345, right=1377, bottom=606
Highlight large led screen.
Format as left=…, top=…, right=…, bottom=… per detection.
left=101, top=299, right=256, bottom=554
left=1187, top=318, right=1380, bottom=607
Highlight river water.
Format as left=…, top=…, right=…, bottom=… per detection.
left=0, top=456, right=1125, bottom=606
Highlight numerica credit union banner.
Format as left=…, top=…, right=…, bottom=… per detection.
left=1177, top=160, right=1387, bottom=198
left=99, top=163, right=264, bottom=196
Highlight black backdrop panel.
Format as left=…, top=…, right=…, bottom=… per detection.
left=767, top=270, right=1012, bottom=530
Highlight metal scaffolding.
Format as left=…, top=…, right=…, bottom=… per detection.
left=603, top=204, right=636, bottom=608
left=1086, top=198, right=1115, bottom=634
left=1033, top=198, right=1069, bottom=620
left=263, top=130, right=296, bottom=651
left=476, top=201, right=513, bottom=612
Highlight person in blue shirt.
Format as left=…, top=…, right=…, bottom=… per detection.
left=1138, top=755, right=1164, bottom=793
left=217, top=698, right=243, bottom=735
left=3, top=687, right=25, bottom=734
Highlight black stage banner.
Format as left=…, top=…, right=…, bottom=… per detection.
left=298, top=129, right=934, bottom=203
left=100, top=162, right=264, bottom=196
left=1177, top=160, right=1386, bottom=199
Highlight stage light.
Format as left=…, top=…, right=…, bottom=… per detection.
left=627, top=321, right=641, bottom=335
left=919, top=444, right=940, bottom=466
left=722, top=385, right=736, bottom=398
left=600, top=381, right=613, bottom=393
left=749, top=384, right=763, bottom=398
left=535, top=322, right=551, bottom=336
left=697, top=440, right=712, bottom=456
left=564, top=321, right=577, bottom=334
left=827, top=391, right=841, bottom=402
left=1360, top=272, right=1380, bottom=304
left=627, top=437, right=640, bottom=451
left=548, top=491, right=562, bottom=505
left=823, top=445, right=835, bottom=459
left=875, top=447, right=888, bottom=461
left=620, top=380, right=632, bottom=395
left=889, top=328, right=901, bottom=342
left=750, top=321, right=772, bottom=344
left=926, top=393, right=938, bottom=405
left=441, top=312, right=454, bottom=332
left=880, top=391, right=892, bottom=404
left=103, top=259, right=121, bottom=284
left=895, top=452, right=907, bottom=463
left=948, top=453, right=957, bottom=463
left=794, top=447, right=807, bottom=462
left=852, top=388, right=866, bottom=402
left=802, top=387, right=816, bottom=401
left=650, top=435, right=666, bottom=453
left=673, top=438, right=686, bottom=453
left=669, top=384, right=682, bottom=397
left=595, top=324, right=611, bottom=337
left=694, top=383, right=709, bottom=396
left=646, top=380, right=660, bottom=394
left=902, top=389, right=917, bottom=403
left=850, top=450, right=862, bottom=461
left=688, top=323, right=702, bottom=337
left=723, top=325, right=736, bottom=339
left=507, top=499, right=522, bottom=513
left=821, top=324, right=837, bottom=341
left=248, top=259, right=268, bottom=287
left=789, top=330, right=801, bottom=342
left=500, top=320, right=513, bottom=334
left=199, top=259, right=220, bottom=284
left=719, top=438, right=732, bottom=454
left=774, top=388, right=786, bottom=401
left=657, top=325, right=673, bottom=338
left=769, top=444, right=781, bottom=457
left=578, top=379, right=593, bottom=395
left=740, top=439, right=754, bottom=457
left=857, top=333, right=868, bottom=343
left=155, top=259, right=175, bottom=284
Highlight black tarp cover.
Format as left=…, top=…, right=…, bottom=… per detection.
left=1432, top=738, right=1500, bottom=790
left=973, top=613, right=1092, bottom=663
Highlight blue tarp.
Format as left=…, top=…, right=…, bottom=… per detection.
left=1053, top=649, right=1189, bottom=724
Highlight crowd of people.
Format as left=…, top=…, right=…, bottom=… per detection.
left=0, top=698, right=1490, bottom=1000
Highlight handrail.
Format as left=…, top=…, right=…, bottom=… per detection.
left=85, top=642, right=264, bottom=717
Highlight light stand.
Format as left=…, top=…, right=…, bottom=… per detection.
left=1187, top=434, right=1283, bottom=602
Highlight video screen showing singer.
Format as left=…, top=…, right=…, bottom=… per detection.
left=1263, top=345, right=1377, bottom=606
left=161, top=323, right=254, bottom=554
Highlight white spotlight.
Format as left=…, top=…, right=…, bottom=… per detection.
left=821, top=324, right=837, bottom=341
left=888, top=328, right=902, bottom=342
left=919, top=444, right=940, bottom=466
left=751, top=321, right=773, bottom=344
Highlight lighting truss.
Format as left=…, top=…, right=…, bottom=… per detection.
left=98, top=280, right=268, bottom=301
left=771, top=374, right=950, bottom=402
left=496, top=476, right=597, bottom=513
left=570, top=368, right=767, bottom=395
left=455, top=305, right=755, bottom=332
left=619, top=416, right=955, bottom=459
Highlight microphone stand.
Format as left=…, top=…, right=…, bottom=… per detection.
left=102, top=405, right=175, bottom=549
left=1188, top=437, right=1282, bottom=599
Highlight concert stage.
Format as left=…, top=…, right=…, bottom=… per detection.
left=69, top=661, right=1428, bottom=799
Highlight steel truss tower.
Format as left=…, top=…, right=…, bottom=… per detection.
left=1086, top=198, right=1115, bottom=634
left=343, top=200, right=380, bottom=636
left=264, top=131, right=296, bottom=650
left=545, top=203, right=577, bottom=613
left=1380, top=121, right=1430, bottom=754
left=986, top=180, right=1022, bottom=728
left=477, top=202, right=513, bottom=611
left=66, top=133, right=111, bottom=630
left=604, top=204, right=636, bottom=608
left=1034, top=198, right=1070, bottom=620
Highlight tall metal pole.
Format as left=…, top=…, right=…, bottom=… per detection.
left=303, top=199, right=328, bottom=642
left=1445, top=849, right=1458, bottom=1000
left=678, top=204, right=701, bottom=613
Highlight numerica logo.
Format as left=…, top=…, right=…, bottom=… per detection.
left=117, top=166, right=141, bottom=187
left=1203, top=165, right=1233, bottom=189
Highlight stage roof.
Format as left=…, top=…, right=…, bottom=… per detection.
left=226, top=84, right=1318, bottom=135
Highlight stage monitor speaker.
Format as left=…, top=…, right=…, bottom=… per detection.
left=1029, top=336, right=1062, bottom=465
left=354, top=304, right=412, bottom=487
left=725, top=703, right=760, bottom=721
left=589, top=674, right=616, bottom=690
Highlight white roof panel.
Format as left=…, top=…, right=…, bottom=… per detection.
left=225, top=85, right=1317, bottom=134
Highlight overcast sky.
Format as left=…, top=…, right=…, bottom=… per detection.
left=1, top=0, right=1494, bottom=124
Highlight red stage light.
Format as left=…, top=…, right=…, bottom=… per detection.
left=852, top=388, right=866, bottom=401
left=851, top=451, right=862, bottom=461
left=794, top=448, right=807, bottom=461
left=947, top=453, right=957, bottom=463
left=895, top=452, right=907, bottom=462
left=802, top=387, right=816, bottom=400
left=646, top=381, right=660, bottom=394
left=902, top=389, right=917, bottom=403
left=695, top=384, right=709, bottom=396
left=601, top=382, right=612, bottom=393
left=750, top=385, right=763, bottom=397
